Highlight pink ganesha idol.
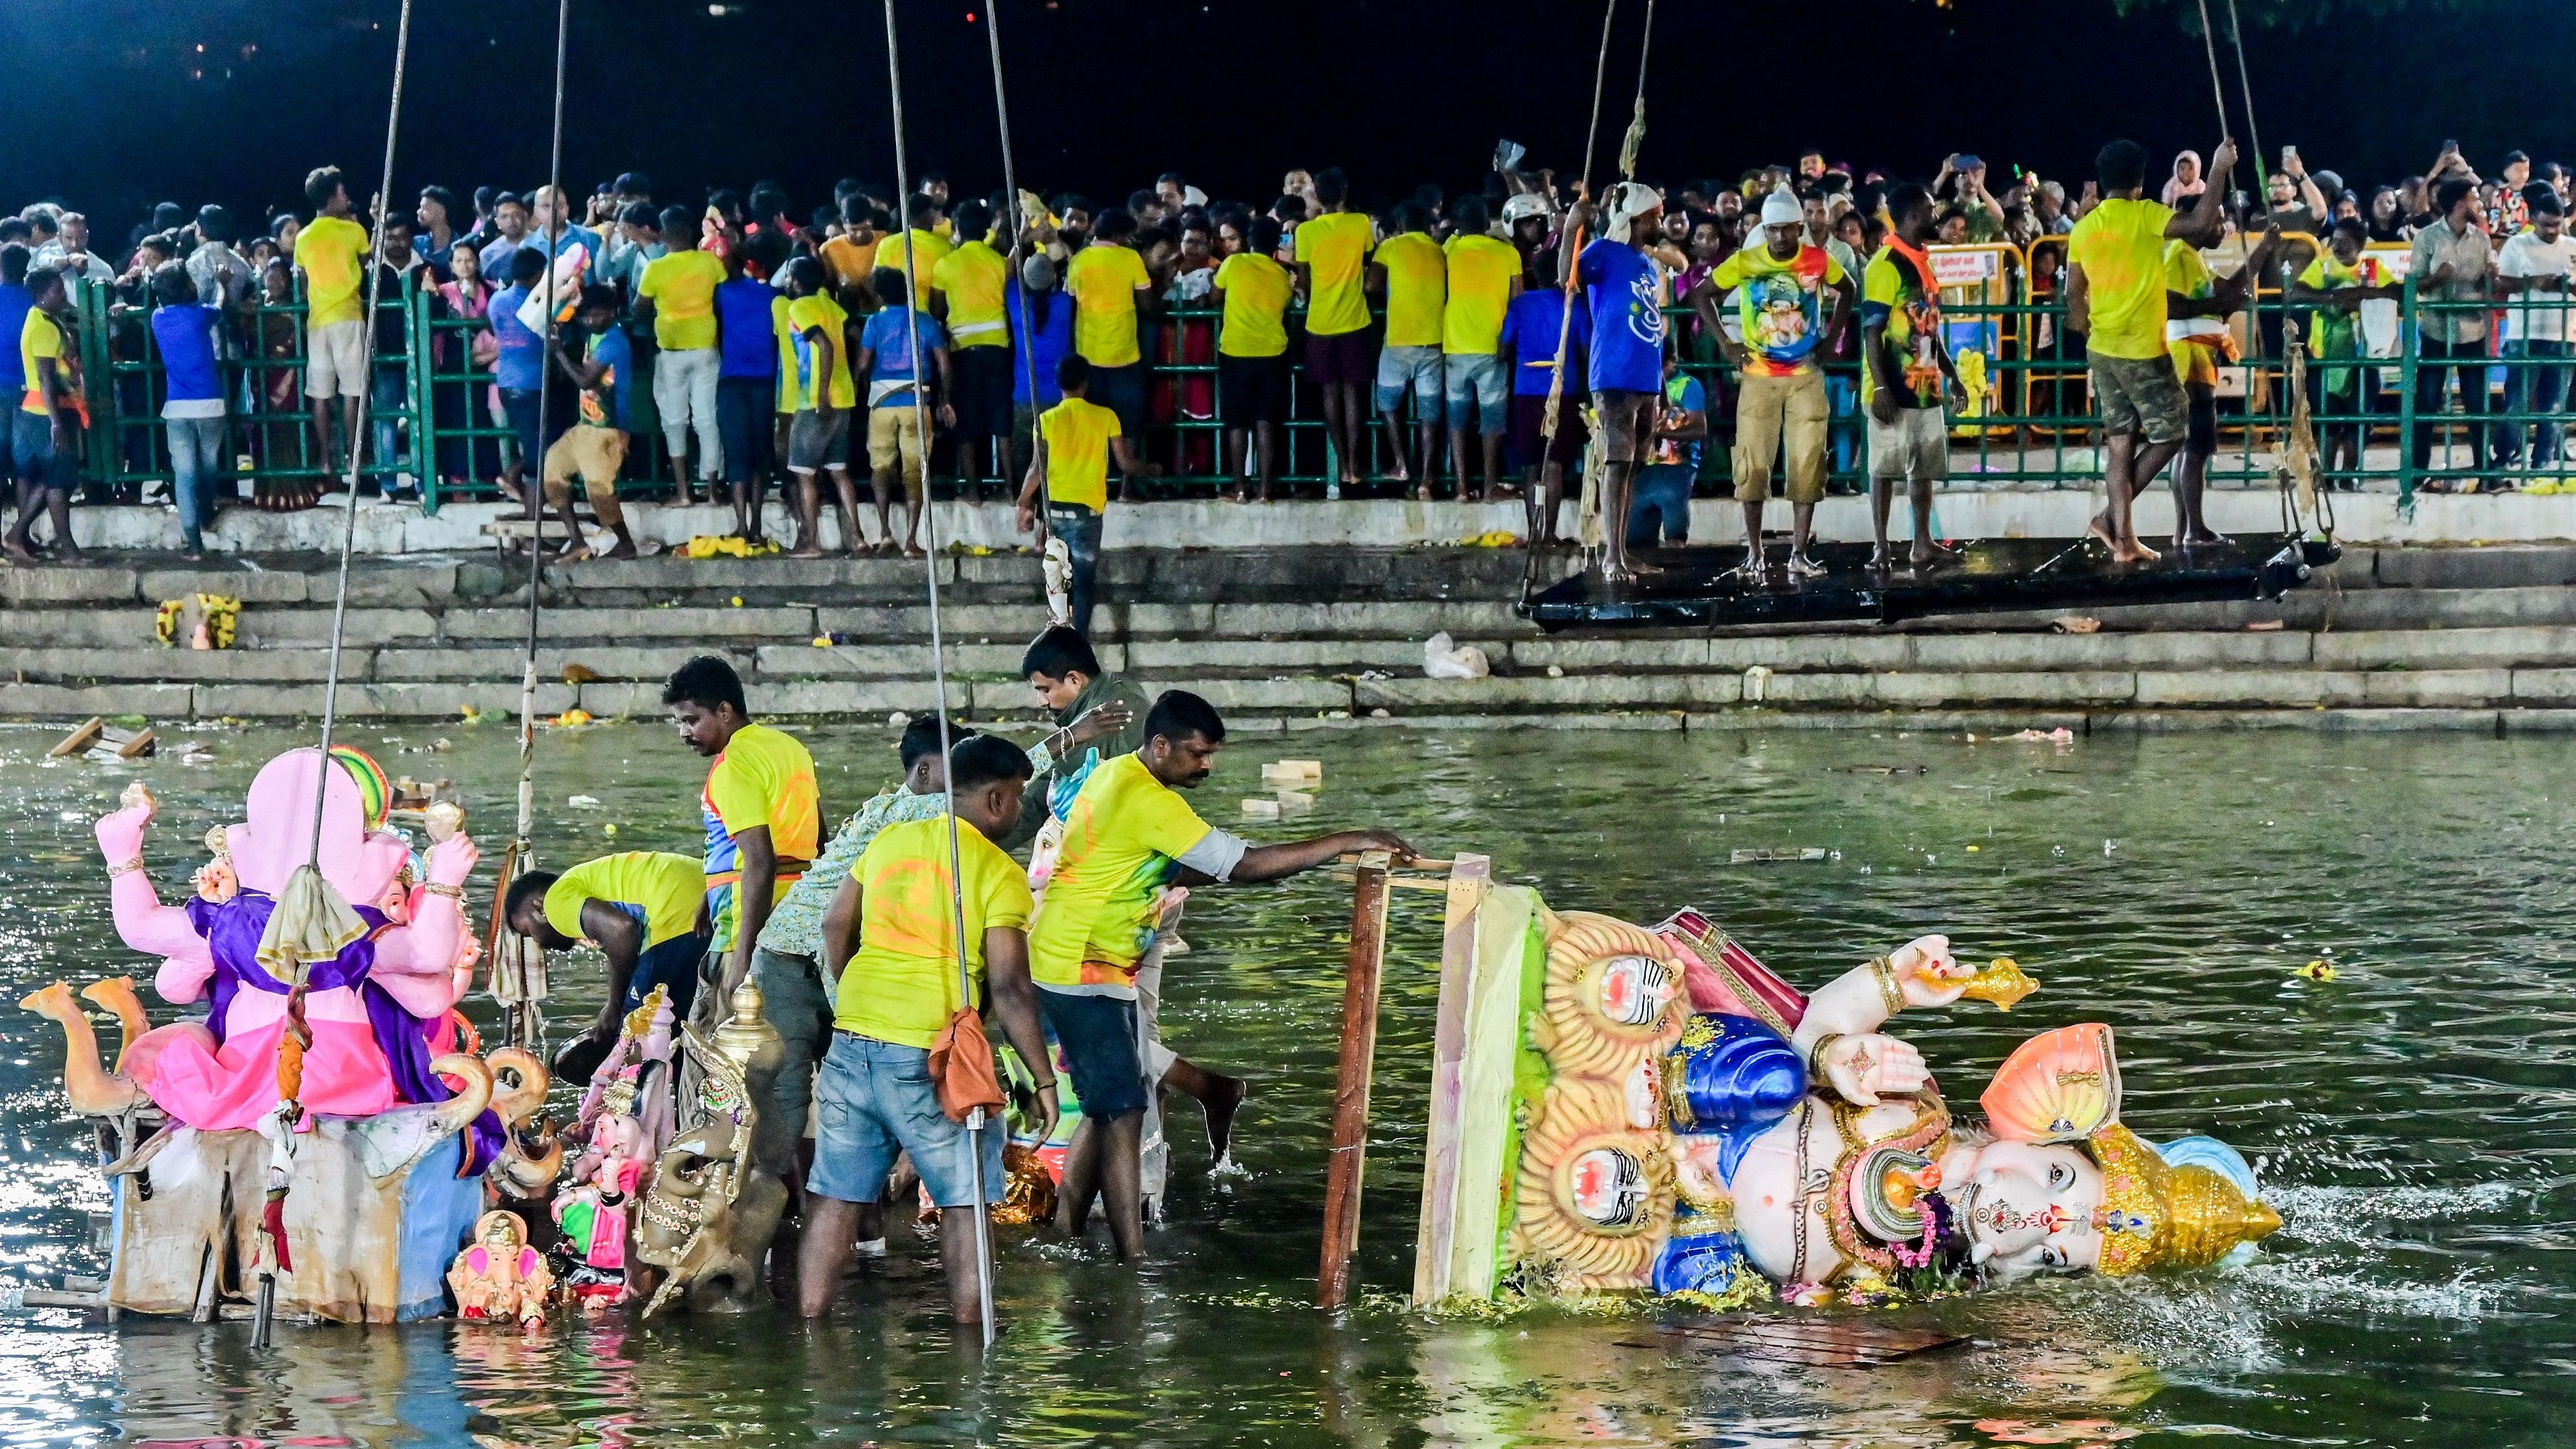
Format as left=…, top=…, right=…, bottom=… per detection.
left=94, top=747, right=498, bottom=1162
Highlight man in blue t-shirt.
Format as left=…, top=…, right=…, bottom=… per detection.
left=1498, top=252, right=1592, bottom=546
left=714, top=233, right=786, bottom=543
left=149, top=262, right=233, bottom=557
left=0, top=244, right=34, bottom=494
left=489, top=246, right=549, bottom=504
left=1573, top=182, right=1685, bottom=583
left=1004, top=253, right=1073, bottom=491
left=856, top=266, right=952, bottom=558
left=1627, top=349, right=1707, bottom=551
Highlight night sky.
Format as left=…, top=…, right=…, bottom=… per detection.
left=2, top=0, right=2568, bottom=233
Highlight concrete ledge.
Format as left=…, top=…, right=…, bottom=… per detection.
left=439, top=605, right=817, bottom=642
left=1355, top=674, right=1741, bottom=711
left=2134, top=669, right=2367, bottom=707
left=0, top=648, right=345, bottom=682
left=378, top=646, right=728, bottom=683
left=754, top=642, right=1030, bottom=679
left=0, top=681, right=196, bottom=715
left=2088, top=708, right=2502, bottom=732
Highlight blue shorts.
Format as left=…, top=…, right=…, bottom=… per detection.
left=1443, top=352, right=1509, bottom=434
left=809, top=1031, right=1006, bottom=1209
left=1374, top=345, right=1444, bottom=414
left=1037, top=988, right=1148, bottom=1119
left=630, top=929, right=710, bottom=1020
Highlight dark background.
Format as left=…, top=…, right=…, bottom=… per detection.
left=1, top=0, right=2567, bottom=236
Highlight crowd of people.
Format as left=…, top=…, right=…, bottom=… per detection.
left=1, top=134, right=2567, bottom=565
left=502, top=642, right=1410, bottom=1327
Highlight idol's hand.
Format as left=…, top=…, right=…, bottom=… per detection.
left=1821, top=1031, right=1930, bottom=1108
left=427, top=832, right=481, bottom=889
left=1890, top=933, right=1970, bottom=1009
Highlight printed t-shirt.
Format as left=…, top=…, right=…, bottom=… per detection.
left=1860, top=247, right=1943, bottom=407
left=1442, top=233, right=1520, bottom=354
left=1707, top=243, right=1845, bottom=377
left=929, top=240, right=1010, bottom=349
left=786, top=293, right=856, bottom=410
left=545, top=852, right=706, bottom=948
left=579, top=325, right=629, bottom=429
left=2068, top=197, right=2178, bottom=360
left=1578, top=238, right=1666, bottom=394
left=1213, top=252, right=1292, bottom=358
left=151, top=304, right=225, bottom=416
left=1039, top=395, right=1120, bottom=511
left=1376, top=231, right=1447, bottom=348
left=295, top=215, right=371, bottom=327
left=860, top=307, right=945, bottom=405
left=1065, top=243, right=1150, bottom=367
left=1026, top=753, right=1213, bottom=998
left=716, top=276, right=779, bottom=379
left=1294, top=211, right=1375, bottom=336
left=637, top=248, right=725, bottom=351
left=818, top=234, right=878, bottom=294
left=1649, top=372, right=1707, bottom=471
left=701, top=721, right=822, bottom=951
left=20, top=310, right=64, bottom=416
left=1498, top=289, right=1591, bottom=395
left=834, top=816, right=1035, bottom=1049
left=2162, top=242, right=2225, bottom=386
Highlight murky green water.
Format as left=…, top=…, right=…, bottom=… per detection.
left=0, top=719, right=2568, bottom=1446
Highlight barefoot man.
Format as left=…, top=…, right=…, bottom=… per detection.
left=2068, top=136, right=2235, bottom=562
left=1861, top=182, right=1965, bottom=570
left=1567, top=181, right=1688, bottom=583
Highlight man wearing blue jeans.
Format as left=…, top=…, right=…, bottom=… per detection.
left=2498, top=187, right=2575, bottom=473
left=147, top=265, right=231, bottom=556
left=714, top=233, right=785, bottom=543
left=1628, top=351, right=1705, bottom=551
left=1019, top=356, right=1153, bottom=637
left=796, top=737, right=1059, bottom=1326
left=10, top=264, right=81, bottom=565
left=490, top=246, right=550, bottom=506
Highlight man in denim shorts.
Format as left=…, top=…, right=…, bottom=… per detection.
left=796, top=737, right=1059, bottom=1327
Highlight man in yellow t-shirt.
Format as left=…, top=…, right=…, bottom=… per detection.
left=1440, top=195, right=1523, bottom=500
left=778, top=256, right=869, bottom=559
left=1015, top=355, right=1150, bottom=636
left=664, top=653, right=827, bottom=1180
left=817, top=197, right=882, bottom=302
left=1213, top=214, right=1295, bottom=500
left=635, top=204, right=728, bottom=499
left=1370, top=202, right=1449, bottom=496
left=2162, top=226, right=2280, bottom=550
left=1292, top=167, right=1376, bottom=487
left=928, top=197, right=1013, bottom=495
left=1064, top=208, right=1155, bottom=498
left=10, top=264, right=82, bottom=565
left=2068, top=135, right=2235, bottom=562
left=876, top=194, right=953, bottom=294
left=504, top=851, right=711, bottom=1065
left=796, top=736, right=1059, bottom=1325
left=293, top=165, right=374, bottom=481
left=1026, top=689, right=1413, bottom=1261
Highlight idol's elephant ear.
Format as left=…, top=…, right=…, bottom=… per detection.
left=1980, top=1022, right=2120, bottom=1145
left=485, top=1047, right=551, bottom=1129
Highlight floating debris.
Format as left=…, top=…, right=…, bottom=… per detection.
left=1731, top=848, right=1828, bottom=864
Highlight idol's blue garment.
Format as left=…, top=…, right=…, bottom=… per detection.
left=1653, top=1012, right=1804, bottom=1294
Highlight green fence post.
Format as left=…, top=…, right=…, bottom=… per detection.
left=407, top=277, right=438, bottom=515
left=2395, top=272, right=2418, bottom=516
left=74, top=280, right=114, bottom=494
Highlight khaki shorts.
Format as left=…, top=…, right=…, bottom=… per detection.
left=865, top=405, right=926, bottom=497
left=541, top=426, right=628, bottom=527
left=2088, top=349, right=2188, bottom=445
left=1732, top=369, right=1829, bottom=504
left=304, top=319, right=369, bottom=399
left=1867, top=404, right=1948, bottom=482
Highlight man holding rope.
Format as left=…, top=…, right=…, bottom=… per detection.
left=2067, top=135, right=2236, bottom=563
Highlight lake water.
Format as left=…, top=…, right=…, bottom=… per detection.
left=0, top=719, right=2566, bottom=1446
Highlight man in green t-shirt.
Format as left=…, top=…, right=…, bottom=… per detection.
left=1860, top=182, right=1966, bottom=571
left=2066, top=136, right=2235, bottom=564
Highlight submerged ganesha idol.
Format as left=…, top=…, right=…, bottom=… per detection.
left=1419, top=896, right=2281, bottom=1306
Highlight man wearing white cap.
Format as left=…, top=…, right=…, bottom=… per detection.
left=1688, top=184, right=1855, bottom=577
left=1568, top=180, right=1689, bottom=582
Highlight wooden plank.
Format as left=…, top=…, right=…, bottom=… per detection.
left=1316, top=852, right=1392, bottom=1310
left=48, top=717, right=104, bottom=759
left=115, top=727, right=156, bottom=760
left=1410, top=854, right=1491, bottom=1308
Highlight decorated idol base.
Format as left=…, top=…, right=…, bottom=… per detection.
left=1412, top=892, right=2279, bottom=1310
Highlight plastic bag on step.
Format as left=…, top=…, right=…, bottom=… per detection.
left=1423, top=631, right=1490, bottom=680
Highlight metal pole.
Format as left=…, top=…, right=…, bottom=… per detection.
left=881, top=0, right=996, bottom=1349
left=1317, top=852, right=1392, bottom=1310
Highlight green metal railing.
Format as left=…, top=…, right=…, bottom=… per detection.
left=61, top=250, right=2576, bottom=513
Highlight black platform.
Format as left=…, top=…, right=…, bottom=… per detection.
left=1523, top=534, right=2339, bottom=631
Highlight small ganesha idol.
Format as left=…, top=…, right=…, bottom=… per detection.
left=448, top=1210, right=555, bottom=1327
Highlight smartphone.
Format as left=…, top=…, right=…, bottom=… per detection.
left=2444, top=139, right=2459, bottom=155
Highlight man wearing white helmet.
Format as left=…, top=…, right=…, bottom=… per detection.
left=1567, top=180, right=1690, bottom=582
left=1689, top=184, right=1855, bottom=578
